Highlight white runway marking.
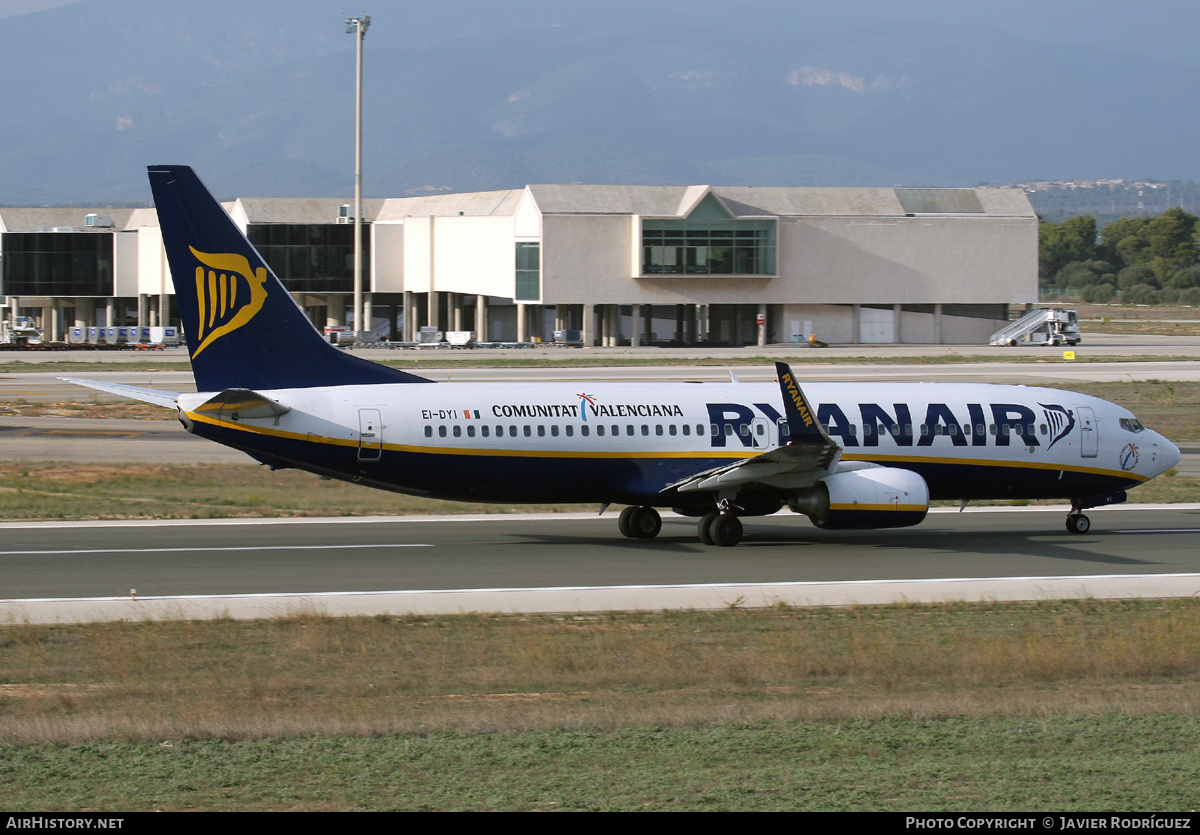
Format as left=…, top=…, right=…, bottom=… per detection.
left=0, top=543, right=432, bottom=557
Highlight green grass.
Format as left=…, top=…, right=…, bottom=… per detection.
left=3, top=601, right=1200, bottom=810
left=3, top=718, right=1198, bottom=810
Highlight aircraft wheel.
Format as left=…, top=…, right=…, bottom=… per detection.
left=618, top=506, right=637, bottom=538
left=1066, top=513, right=1091, bottom=534
left=708, top=514, right=743, bottom=547
left=631, top=506, right=662, bottom=539
left=698, top=511, right=719, bottom=545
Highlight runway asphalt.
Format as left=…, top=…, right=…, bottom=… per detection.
left=2, top=505, right=1199, bottom=623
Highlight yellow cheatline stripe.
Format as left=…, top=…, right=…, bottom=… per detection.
left=829, top=504, right=927, bottom=513
left=194, top=398, right=276, bottom=413
left=185, top=411, right=1147, bottom=478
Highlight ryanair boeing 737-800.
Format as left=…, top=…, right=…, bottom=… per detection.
left=65, top=166, right=1181, bottom=546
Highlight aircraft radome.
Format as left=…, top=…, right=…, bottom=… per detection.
left=64, top=166, right=1182, bottom=546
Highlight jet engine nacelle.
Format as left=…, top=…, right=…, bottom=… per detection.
left=789, top=467, right=929, bottom=530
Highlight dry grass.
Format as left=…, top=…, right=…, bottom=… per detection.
left=3, top=599, right=1200, bottom=744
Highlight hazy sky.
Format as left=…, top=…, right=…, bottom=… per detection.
left=0, top=0, right=1194, bottom=67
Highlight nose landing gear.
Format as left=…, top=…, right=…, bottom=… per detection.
left=1066, top=511, right=1091, bottom=534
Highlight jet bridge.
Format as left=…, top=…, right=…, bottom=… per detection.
left=990, top=308, right=1081, bottom=347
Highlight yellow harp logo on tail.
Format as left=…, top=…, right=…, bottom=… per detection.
left=188, top=247, right=269, bottom=358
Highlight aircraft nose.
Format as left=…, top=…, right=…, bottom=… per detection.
left=1156, top=434, right=1181, bottom=475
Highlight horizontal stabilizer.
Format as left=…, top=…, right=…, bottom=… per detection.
left=58, top=377, right=180, bottom=409
left=194, top=389, right=291, bottom=422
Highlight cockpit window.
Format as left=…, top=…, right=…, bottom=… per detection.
left=1119, top=418, right=1145, bottom=433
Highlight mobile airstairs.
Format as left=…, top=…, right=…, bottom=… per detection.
left=990, top=308, right=1081, bottom=347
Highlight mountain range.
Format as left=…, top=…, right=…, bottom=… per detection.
left=1, top=0, right=1198, bottom=203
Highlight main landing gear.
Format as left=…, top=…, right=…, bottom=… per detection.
left=1065, top=510, right=1091, bottom=535
left=618, top=505, right=662, bottom=539
left=616, top=503, right=744, bottom=546
left=698, top=511, right=742, bottom=547
left=698, top=498, right=743, bottom=547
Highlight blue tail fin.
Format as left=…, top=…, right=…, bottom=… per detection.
left=148, top=165, right=430, bottom=391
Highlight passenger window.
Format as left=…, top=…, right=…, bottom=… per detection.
left=668, top=425, right=677, bottom=436
left=482, top=425, right=490, bottom=438
left=424, top=426, right=432, bottom=438
left=581, top=425, right=590, bottom=437
left=524, top=425, right=532, bottom=437
left=453, top=425, right=461, bottom=437
left=641, top=425, right=649, bottom=436
left=626, top=425, right=634, bottom=436
left=551, top=425, right=559, bottom=437
left=564, top=425, right=572, bottom=437
left=682, top=424, right=690, bottom=436
left=509, top=425, right=518, bottom=437
left=657, top=425, right=664, bottom=436
left=537, top=425, right=545, bottom=437
left=467, top=425, right=476, bottom=437
left=438, top=426, right=447, bottom=438
left=597, top=425, right=606, bottom=437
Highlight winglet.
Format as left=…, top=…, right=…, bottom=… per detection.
left=774, top=361, right=835, bottom=446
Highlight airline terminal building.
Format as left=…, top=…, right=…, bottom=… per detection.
left=0, top=184, right=1037, bottom=346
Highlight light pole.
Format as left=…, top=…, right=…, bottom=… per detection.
left=345, top=14, right=370, bottom=338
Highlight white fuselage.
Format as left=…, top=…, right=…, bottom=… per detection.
left=177, top=380, right=1179, bottom=509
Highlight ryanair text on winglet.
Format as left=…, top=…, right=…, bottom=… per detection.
left=782, top=372, right=814, bottom=427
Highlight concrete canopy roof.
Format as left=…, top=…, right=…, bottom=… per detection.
left=377, top=189, right=524, bottom=220
left=234, top=197, right=387, bottom=224
left=0, top=208, right=138, bottom=233
left=525, top=185, right=1034, bottom=218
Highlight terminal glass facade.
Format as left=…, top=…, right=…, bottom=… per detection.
left=1, top=232, right=113, bottom=296
left=641, top=218, right=776, bottom=276
left=247, top=224, right=368, bottom=293
left=515, top=241, right=540, bottom=301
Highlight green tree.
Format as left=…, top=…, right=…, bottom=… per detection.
left=1169, top=266, right=1200, bottom=289
left=1117, top=264, right=1159, bottom=290
left=1039, top=215, right=1099, bottom=280
left=1080, top=282, right=1115, bottom=303
left=1101, top=208, right=1200, bottom=274
left=1056, top=259, right=1115, bottom=289
left=1125, top=283, right=1160, bottom=305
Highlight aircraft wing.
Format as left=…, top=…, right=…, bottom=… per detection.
left=667, top=362, right=842, bottom=494
left=58, top=377, right=180, bottom=409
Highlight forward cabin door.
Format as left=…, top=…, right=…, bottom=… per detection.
left=358, top=408, right=383, bottom=461
left=1077, top=406, right=1098, bottom=458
